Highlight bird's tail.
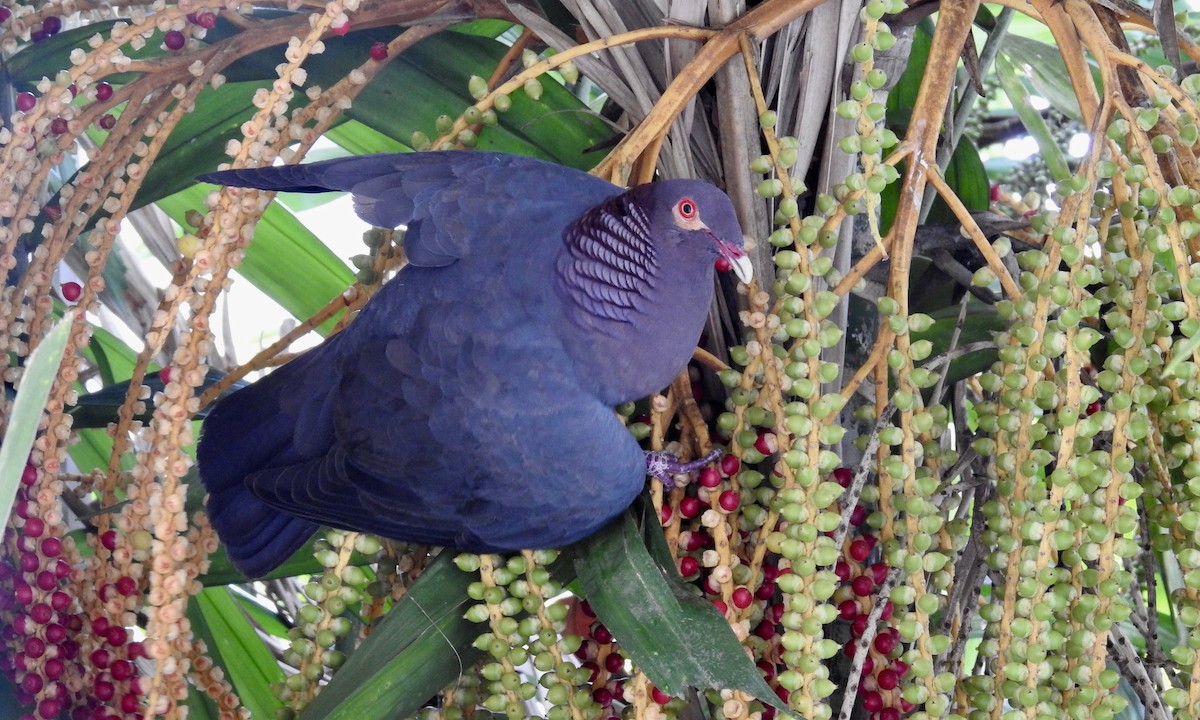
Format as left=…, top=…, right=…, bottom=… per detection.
left=197, top=374, right=321, bottom=578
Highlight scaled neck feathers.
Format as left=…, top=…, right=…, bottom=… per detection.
left=555, top=193, right=659, bottom=326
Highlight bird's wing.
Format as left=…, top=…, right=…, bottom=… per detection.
left=197, top=151, right=618, bottom=267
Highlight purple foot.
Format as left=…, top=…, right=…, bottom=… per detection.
left=645, top=449, right=723, bottom=489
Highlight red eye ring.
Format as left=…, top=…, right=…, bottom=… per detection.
left=677, top=198, right=697, bottom=219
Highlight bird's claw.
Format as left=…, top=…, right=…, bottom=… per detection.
left=645, top=449, right=723, bottom=490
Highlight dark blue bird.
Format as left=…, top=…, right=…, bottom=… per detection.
left=196, top=151, right=751, bottom=577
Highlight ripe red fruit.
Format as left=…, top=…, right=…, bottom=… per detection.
left=660, top=504, right=672, bottom=525
left=754, top=432, right=777, bottom=455
left=40, top=537, right=62, bottom=557
left=698, top=467, right=721, bottom=488
left=731, top=587, right=753, bottom=609
left=21, top=464, right=37, bottom=485
left=22, top=518, right=44, bottom=538
left=755, top=580, right=775, bottom=600
left=163, top=30, right=186, bottom=50
left=678, top=556, right=699, bottom=577
left=849, top=505, right=866, bottom=525
left=832, top=467, right=852, bottom=487
left=711, top=599, right=728, bottom=615
left=49, top=117, right=68, bottom=134
left=851, top=575, right=875, bottom=596
left=369, top=42, right=388, bottom=61
left=331, top=20, right=351, bottom=35
left=604, top=651, right=624, bottom=674
left=679, top=497, right=705, bottom=519
left=590, top=624, right=612, bottom=644
left=862, top=690, right=883, bottom=712
left=650, top=687, right=672, bottom=705
left=95, top=81, right=114, bottom=102
left=94, top=680, right=115, bottom=701
left=877, top=668, right=899, bottom=690
left=1085, top=400, right=1102, bottom=416
left=110, top=659, right=135, bottom=681
left=834, top=560, right=851, bottom=581
left=15, top=92, right=35, bottom=112
left=98, top=114, right=116, bottom=130
left=714, top=257, right=732, bottom=272
left=838, top=599, right=859, bottom=620
left=191, top=11, right=217, bottom=29
left=24, top=637, right=45, bottom=659
left=848, top=538, right=873, bottom=562
left=719, top=454, right=740, bottom=476
left=868, top=562, right=889, bottom=585
left=879, top=707, right=901, bottom=720
left=100, top=531, right=118, bottom=551
left=718, top=490, right=739, bottom=512
left=592, top=688, right=613, bottom=707
left=873, top=632, right=896, bottom=655
left=29, top=604, right=52, bottom=624
left=753, top=620, right=775, bottom=639
left=60, top=282, right=81, bottom=302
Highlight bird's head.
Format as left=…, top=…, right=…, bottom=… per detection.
left=636, top=180, right=753, bottom=285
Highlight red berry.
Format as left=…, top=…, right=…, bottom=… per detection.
left=838, top=599, right=859, bottom=620
left=21, top=672, right=43, bottom=694
left=191, top=12, right=217, bottom=29
left=848, top=538, right=872, bottom=562
left=127, top=641, right=146, bottom=660
left=590, top=624, right=612, bottom=644
left=41, top=537, right=63, bottom=558
left=990, top=183, right=1002, bottom=202
left=14, top=583, right=33, bottom=605
left=331, top=20, right=351, bottom=35
left=49, top=117, right=68, bottom=134
left=650, top=687, right=671, bottom=705
left=851, top=575, right=875, bottom=596
left=16, top=92, right=35, bottom=112
left=100, top=531, right=118, bottom=551
left=121, top=693, right=141, bottom=714
left=110, top=659, right=135, bottom=681
left=163, top=30, right=186, bottom=50
left=60, top=281, right=81, bottom=302
left=851, top=616, right=868, bottom=638
left=29, top=603, right=51, bottom=624
left=97, top=114, right=116, bottom=131
left=879, top=708, right=901, bottom=720
left=44, top=623, right=65, bottom=644
left=19, top=553, right=38, bottom=573
left=369, top=42, right=388, bottom=61
left=580, top=600, right=596, bottom=618
left=880, top=601, right=894, bottom=621
left=94, top=680, right=115, bottom=702
left=106, top=626, right=128, bottom=647
left=754, top=432, right=777, bottom=455
left=21, top=464, right=37, bottom=486
left=832, top=467, right=852, bottom=487
left=890, top=658, right=908, bottom=676
left=698, top=467, right=721, bottom=488
left=659, top=504, right=672, bottom=525
left=711, top=599, right=728, bottom=615
left=115, top=576, right=137, bottom=596
left=35, top=571, right=56, bottom=591
left=755, top=580, right=775, bottom=600
left=868, top=562, right=889, bottom=585
left=679, top=497, right=705, bottom=519
left=43, top=658, right=63, bottom=680
left=834, top=560, right=851, bottom=581
left=862, top=690, right=884, bottom=713
left=23, top=518, right=44, bottom=538
left=678, top=556, right=699, bottom=577
left=714, top=257, right=731, bottom=272
left=719, top=454, right=740, bottom=476
left=90, top=648, right=110, bottom=668
left=731, top=587, right=753, bottom=609
left=38, top=699, right=62, bottom=720
left=24, top=637, right=45, bottom=659
left=53, top=560, right=69, bottom=579
left=877, top=668, right=899, bottom=690
left=1085, top=400, right=1102, bottom=416
left=718, top=490, right=739, bottom=512
left=849, top=505, right=867, bottom=526
left=873, top=632, right=896, bottom=655
left=899, top=700, right=915, bottom=713
left=754, top=620, right=775, bottom=639
left=50, top=592, right=69, bottom=611
left=604, top=651, right=624, bottom=674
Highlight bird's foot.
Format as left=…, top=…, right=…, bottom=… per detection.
left=645, top=449, right=723, bottom=490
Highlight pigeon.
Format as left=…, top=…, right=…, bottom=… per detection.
left=196, top=151, right=752, bottom=577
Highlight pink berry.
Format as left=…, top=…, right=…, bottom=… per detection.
left=15, top=92, right=35, bottom=112
left=753, top=432, right=776, bottom=455
left=60, top=281, right=81, bottom=302
left=115, top=576, right=136, bottom=596
left=731, top=587, right=753, bottom=609
left=698, top=467, right=721, bottom=488
left=369, top=42, right=388, bottom=61
left=100, top=530, right=117, bottom=551
left=849, top=505, right=867, bottom=526
left=331, top=20, right=350, bottom=35
left=659, top=504, right=672, bottom=525
left=50, top=592, right=69, bottom=611
left=868, top=562, right=889, bottom=585
left=23, top=518, right=44, bottom=538
left=191, top=12, right=217, bottom=29
left=29, top=604, right=51, bottom=625
left=711, top=599, right=728, bottom=615
left=40, top=537, right=61, bottom=557
left=718, top=490, right=739, bottom=512
left=838, top=599, right=859, bottom=620
left=35, top=571, right=56, bottom=591
left=21, top=673, right=43, bottom=694
left=650, top=688, right=672, bottom=705
left=834, top=560, right=851, bottom=581
left=678, top=556, right=698, bottom=577
left=49, top=117, right=68, bottom=134
left=21, top=464, right=37, bottom=485
left=163, top=30, right=186, bottom=50
left=24, top=637, right=45, bottom=659
left=719, top=454, right=740, bottom=476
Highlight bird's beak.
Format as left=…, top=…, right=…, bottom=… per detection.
left=717, top=239, right=753, bottom=284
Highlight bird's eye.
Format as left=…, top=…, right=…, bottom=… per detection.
left=676, top=198, right=697, bottom=219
